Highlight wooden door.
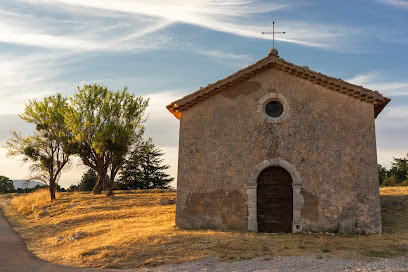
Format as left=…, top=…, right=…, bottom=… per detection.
left=257, top=167, right=293, bottom=233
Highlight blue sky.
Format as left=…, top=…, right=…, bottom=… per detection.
left=0, top=0, right=407, bottom=188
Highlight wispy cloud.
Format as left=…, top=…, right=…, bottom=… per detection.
left=194, top=49, right=253, bottom=67
left=347, top=71, right=408, bottom=166
left=347, top=71, right=408, bottom=96
left=0, top=21, right=99, bottom=51
left=382, top=106, right=408, bottom=119
left=0, top=3, right=173, bottom=52
left=20, top=0, right=288, bottom=19
left=376, top=0, right=408, bottom=9
left=0, top=0, right=372, bottom=52
left=0, top=52, right=69, bottom=114
left=357, top=70, right=408, bottom=166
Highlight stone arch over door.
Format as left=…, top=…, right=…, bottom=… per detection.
left=246, top=158, right=304, bottom=233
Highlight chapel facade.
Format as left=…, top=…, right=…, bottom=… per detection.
left=167, top=51, right=390, bottom=234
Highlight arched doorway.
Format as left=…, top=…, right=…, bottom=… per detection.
left=257, top=166, right=293, bottom=233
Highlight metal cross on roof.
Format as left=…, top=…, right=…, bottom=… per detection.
left=262, top=22, right=285, bottom=49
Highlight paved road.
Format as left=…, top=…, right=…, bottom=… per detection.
left=0, top=209, right=109, bottom=272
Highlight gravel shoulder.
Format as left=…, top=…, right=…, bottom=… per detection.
left=131, top=255, right=408, bottom=272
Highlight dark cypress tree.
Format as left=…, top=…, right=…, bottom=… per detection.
left=118, top=140, right=173, bottom=189
left=78, top=168, right=98, bottom=191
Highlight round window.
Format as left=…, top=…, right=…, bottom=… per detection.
left=265, top=101, right=283, bottom=117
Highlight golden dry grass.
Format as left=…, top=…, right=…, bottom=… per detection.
left=0, top=187, right=407, bottom=268
left=10, top=189, right=59, bottom=215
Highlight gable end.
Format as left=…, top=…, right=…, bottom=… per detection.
left=167, top=56, right=390, bottom=119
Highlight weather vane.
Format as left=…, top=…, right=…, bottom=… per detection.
left=262, top=22, right=285, bottom=56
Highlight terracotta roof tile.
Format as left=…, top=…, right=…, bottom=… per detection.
left=167, top=55, right=390, bottom=120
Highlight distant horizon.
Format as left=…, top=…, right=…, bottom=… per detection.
left=10, top=179, right=44, bottom=189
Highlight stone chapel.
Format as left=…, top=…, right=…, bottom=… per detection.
left=166, top=50, right=390, bottom=234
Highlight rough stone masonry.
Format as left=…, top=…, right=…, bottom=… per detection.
left=167, top=52, right=390, bottom=234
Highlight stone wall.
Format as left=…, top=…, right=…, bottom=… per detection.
left=175, top=67, right=381, bottom=234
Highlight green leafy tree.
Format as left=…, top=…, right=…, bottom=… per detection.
left=78, top=168, right=98, bottom=191
left=388, top=154, right=408, bottom=185
left=63, top=84, right=148, bottom=196
left=118, top=139, right=173, bottom=189
left=57, top=184, right=66, bottom=192
left=0, top=176, right=15, bottom=194
left=67, top=184, right=78, bottom=192
left=6, top=94, right=72, bottom=200
left=378, top=164, right=389, bottom=185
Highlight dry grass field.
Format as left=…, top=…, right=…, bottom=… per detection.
left=0, top=187, right=407, bottom=268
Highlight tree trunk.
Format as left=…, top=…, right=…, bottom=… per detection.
left=106, top=187, right=113, bottom=196
left=92, top=175, right=103, bottom=194
left=49, top=180, right=56, bottom=200
left=92, top=166, right=108, bottom=195
left=106, top=176, right=114, bottom=196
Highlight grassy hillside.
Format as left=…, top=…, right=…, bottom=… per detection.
left=0, top=187, right=407, bottom=268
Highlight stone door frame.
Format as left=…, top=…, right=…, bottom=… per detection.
left=246, top=158, right=304, bottom=233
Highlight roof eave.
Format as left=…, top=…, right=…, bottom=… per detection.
left=166, top=103, right=181, bottom=120
left=374, top=97, right=391, bottom=118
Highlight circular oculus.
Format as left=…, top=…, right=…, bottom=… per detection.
left=265, top=101, right=283, bottom=117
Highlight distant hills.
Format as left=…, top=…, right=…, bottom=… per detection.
left=12, top=180, right=44, bottom=189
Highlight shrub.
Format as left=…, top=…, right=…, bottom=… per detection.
left=400, top=180, right=408, bottom=186
left=381, top=175, right=398, bottom=186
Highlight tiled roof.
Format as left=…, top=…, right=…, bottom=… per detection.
left=167, top=54, right=390, bottom=120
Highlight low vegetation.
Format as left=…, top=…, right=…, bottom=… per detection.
left=0, top=187, right=407, bottom=268
left=10, top=189, right=59, bottom=215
